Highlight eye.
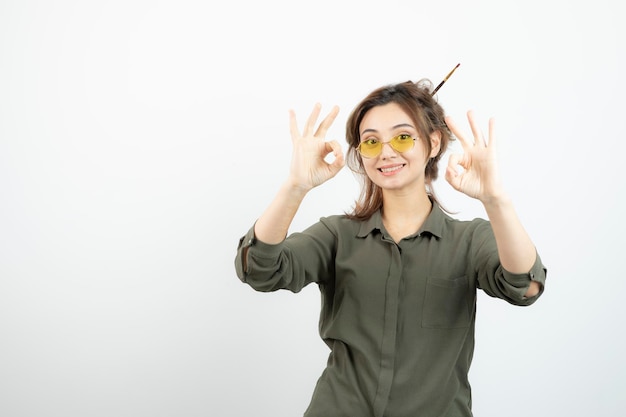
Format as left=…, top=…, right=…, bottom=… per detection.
left=396, top=134, right=413, bottom=141
left=362, top=138, right=380, bottom=146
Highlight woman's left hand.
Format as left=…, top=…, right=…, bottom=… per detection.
left=444, top=110, right=505, bottom=203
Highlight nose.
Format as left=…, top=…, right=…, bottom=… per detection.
left=379, top=141, right=397, bottom=158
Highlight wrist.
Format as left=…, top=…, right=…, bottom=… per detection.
left=283, top=178, right=312, bottom=197
left=479, top=190, right=511, bottom=209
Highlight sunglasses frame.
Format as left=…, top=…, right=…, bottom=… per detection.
left=356, top=134, right=417, bottom=158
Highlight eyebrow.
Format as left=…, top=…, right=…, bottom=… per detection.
left=360, top=123, right=415, bottom=136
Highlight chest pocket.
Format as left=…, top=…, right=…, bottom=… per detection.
left=421, top=275, right=472, bottom=329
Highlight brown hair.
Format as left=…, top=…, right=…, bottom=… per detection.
left=345, top=79, right=453, bottom=220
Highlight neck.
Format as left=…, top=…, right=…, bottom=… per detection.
left=381, top=187, right=433, bottom=241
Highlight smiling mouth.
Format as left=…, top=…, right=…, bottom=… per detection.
left=379, top=164, right=405, bottom=173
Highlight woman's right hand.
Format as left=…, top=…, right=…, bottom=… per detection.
left=288, top=103, right=345, bottom=191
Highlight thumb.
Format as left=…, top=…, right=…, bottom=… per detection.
left=445, top=153, right=463, bottom=189
left=326, top=140, right=345, bottom=175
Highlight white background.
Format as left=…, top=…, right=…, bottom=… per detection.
left=1, top=0, right=624, bottom=416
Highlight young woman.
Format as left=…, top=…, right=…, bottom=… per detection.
left=234, top=76, right=547, bottom=417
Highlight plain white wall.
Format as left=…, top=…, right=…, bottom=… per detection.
left=1, top=0, right=624, bottom=416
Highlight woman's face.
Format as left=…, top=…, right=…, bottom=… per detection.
left=358, top=102, right=439, bottom=192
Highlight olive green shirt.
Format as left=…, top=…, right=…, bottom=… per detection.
left=235, top=203, right=547, bottom=417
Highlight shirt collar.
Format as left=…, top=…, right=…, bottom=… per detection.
left=356, top=200, right=446, bottom=239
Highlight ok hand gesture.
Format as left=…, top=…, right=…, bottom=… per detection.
left=444, top=110, right=504, bottom=203
left=288, top=103, right=345, bottom=191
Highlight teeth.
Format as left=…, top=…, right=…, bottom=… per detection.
left=380, top=166, right=402, bottom=173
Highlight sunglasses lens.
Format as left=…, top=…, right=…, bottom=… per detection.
left=390, top=135, right=414, bottom=153
left=358, top=141, right=382, bottom=158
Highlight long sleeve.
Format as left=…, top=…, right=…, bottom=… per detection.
left=235, top=220, right=338, bottom=293
left=470, top=220, right=547, bottom=306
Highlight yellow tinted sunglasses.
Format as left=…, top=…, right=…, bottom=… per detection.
left=356, top=134, right=416, bottom=158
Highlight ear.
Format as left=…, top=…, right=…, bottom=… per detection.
left=429, top=130, right=442, bottom=158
